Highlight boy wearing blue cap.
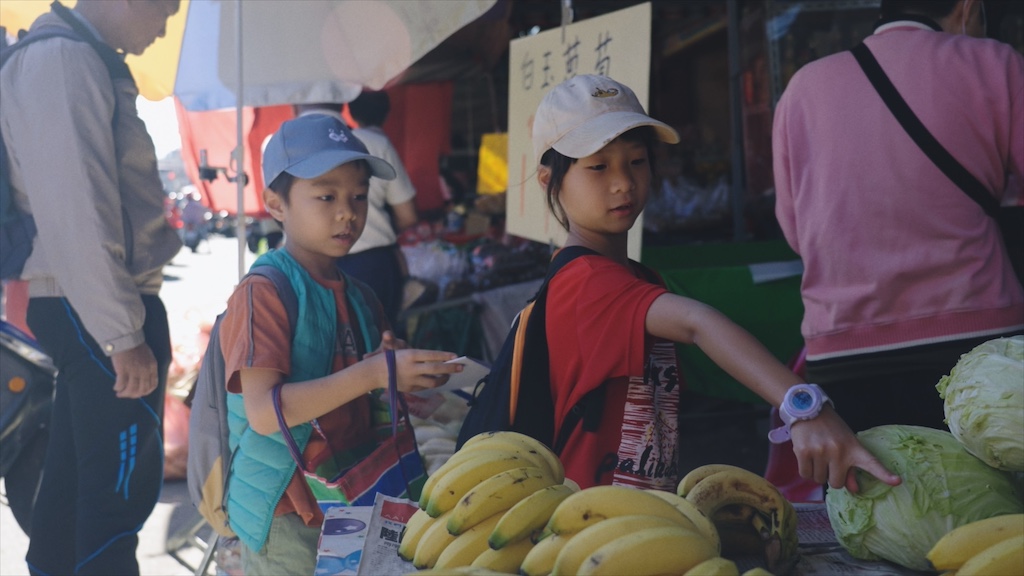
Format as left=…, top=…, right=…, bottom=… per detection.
left=218, top=114, right=462, bottom=574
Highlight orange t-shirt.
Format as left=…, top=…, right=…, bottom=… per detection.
left=220, top=274, right=377, bottom=528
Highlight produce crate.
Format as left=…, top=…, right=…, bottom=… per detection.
left=642, top=240, right=804, bottom=404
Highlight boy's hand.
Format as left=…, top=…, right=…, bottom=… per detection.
left=368, top=330, right=408, bottom=357
left=789, top=408, right=901, bottom=492
left=389, top=349, right=463, bottom=393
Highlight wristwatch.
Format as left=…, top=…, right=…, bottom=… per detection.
left=768, top=383, right=834, bottom=444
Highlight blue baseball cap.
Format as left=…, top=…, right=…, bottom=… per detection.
left=262, top=114, right=396, bottom=186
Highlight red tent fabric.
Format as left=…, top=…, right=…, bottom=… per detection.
left=381, top=82, right=453, bottom=216
left=175, top=101, right=294, bottom=216
left=174, top=81, right=452, bottom=219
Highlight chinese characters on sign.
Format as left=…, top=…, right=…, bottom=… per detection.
left=507, top=2, right=653, bottom=260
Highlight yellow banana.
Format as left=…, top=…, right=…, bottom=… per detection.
left=740, top=568, right=775, bottom=576
left=420, top=448, right=529, bottom=510
left=645, top=488, right=721, bottom=554
left=683, top=556, right=741, bottom=576
left=447, top=466, right=557, bottom=536
left=471, top=538, right=535, bottom=573
left=677, top=463, right=754, bottom=497
left=435, top=513, right=505, bottom=570
left=460, top=430, right=565, bottom=484
left=519, top=533, right=571, bottom=576
left=576, top=525, right=718, bottom=576
left=405, top=567, right=518, bottom=576
left=398, top=507, right=435, bottom=561
left=426, top=453, right=534, bottom=518
left=488, top=483, right=575, bottom=550
left=413, top=509, right=459, bottom=569
left=927, top=513, right=1024, bottom=571
left=957, top=533, right=1024, bottom=576
left=684, top=470, right=799, bottom=574
left=550, top=514, right=681, bottom=576
left=544, top=485, right=689, bottom=536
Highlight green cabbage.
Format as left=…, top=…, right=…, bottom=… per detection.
left=825, top=425, right=1023, bottom=571
left=936, top=336, right=1024, bottom=472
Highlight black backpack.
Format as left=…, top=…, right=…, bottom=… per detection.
left=0, top=1, right=130, bottom=280
left=456, top=246, right=606, bottom=454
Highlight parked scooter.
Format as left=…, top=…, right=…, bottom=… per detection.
left=0, top=320, right=56, bottom=535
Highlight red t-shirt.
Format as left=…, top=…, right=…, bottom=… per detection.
left=546, top=255, right=681, bottom=490
left=220, top=274, right=374, bottom=528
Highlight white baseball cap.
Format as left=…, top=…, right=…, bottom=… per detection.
left=532, top=74, right=679, bottom=164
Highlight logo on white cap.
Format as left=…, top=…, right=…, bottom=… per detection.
left=592, top=87, right=619, bottom=98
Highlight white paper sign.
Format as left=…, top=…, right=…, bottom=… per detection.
left=506, top=2, right=653, bottom=261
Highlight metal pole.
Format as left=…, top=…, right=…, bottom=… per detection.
left=235, top=0, right=246, bottom=280
left=727, top=0, right=748, bottom=242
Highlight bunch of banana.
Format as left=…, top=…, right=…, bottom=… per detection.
left=419, top=431, right=565, bottom=518
left=512, top=485, right=724, bottom=576
left=926, top=513, right=1024, bottom=575
left=400, top=431, right=570, bottom=570
left=679, top=464, right=799, bottom=575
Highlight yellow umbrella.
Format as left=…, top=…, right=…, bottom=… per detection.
left=1, top=0, right=187, bottom=101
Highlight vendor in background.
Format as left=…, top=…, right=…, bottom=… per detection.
left=295, top=95, right=418, bottom=331
left=772, top=0, right=1024, bottom=433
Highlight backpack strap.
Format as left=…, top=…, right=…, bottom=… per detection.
left=0, top=4, right=131, bottom=280
left=544, top=251, right=662, bottom=455
left=217, top=267, right=297, bottom=501
left=49, top=1, right=134, bottom=83
left=246, top=266, right=299, bottom=329
left=514, top=245, right=598, bottom=454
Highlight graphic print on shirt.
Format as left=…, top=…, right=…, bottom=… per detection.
left=336, top=322, right=359, bottom=363
left=613, top=340, right=679, bottom=490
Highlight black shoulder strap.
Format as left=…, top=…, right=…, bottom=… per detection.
left=49, top=0, right=133, bottom=82
left=527, top=245, right=599, bottom=454
left=1, top=27, right=76, bottom=67
left=531, top=245, right=599, bottom=303
left=850, top=42, right=998, bottom=216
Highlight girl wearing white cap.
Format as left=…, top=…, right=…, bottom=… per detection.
left=531, top=74, right=899, bottom=493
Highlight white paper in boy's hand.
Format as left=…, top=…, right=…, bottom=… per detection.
left=411, top=356, right=491, bottom=396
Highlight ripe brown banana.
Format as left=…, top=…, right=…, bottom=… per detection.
left=685, top=470, right=798, bottom=574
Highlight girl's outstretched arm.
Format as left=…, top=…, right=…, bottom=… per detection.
left=646, top=292, right=900, bottom=492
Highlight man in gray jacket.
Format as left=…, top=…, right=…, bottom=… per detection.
left=0, top=1, right=181, bottom=573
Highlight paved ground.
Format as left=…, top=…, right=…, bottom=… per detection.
left=0, top=234, right=253, bottom=576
